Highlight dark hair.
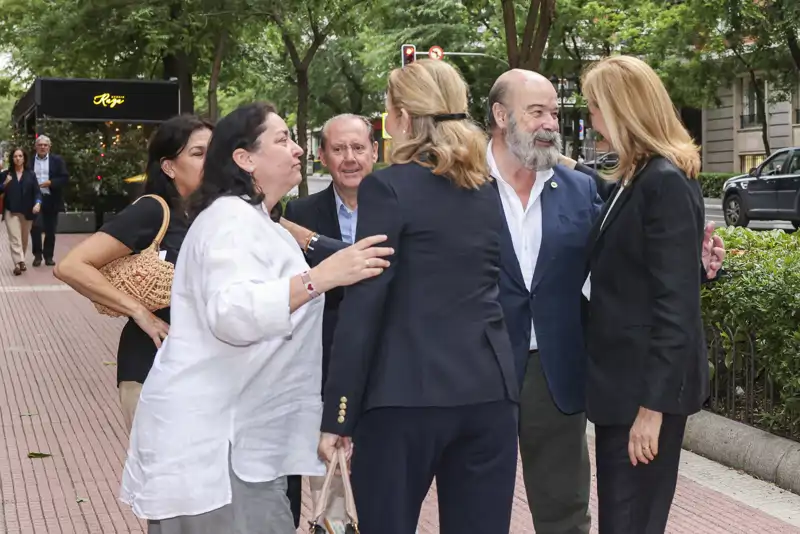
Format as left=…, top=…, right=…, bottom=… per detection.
left=487, top=78, right=510, bottom=130
left=189, top=102, right=277, bottom=221
left=320, top=114, right=375, bottom=151
left=8, top=147, right=28, bottom=170
left=144, top=114, right=214, bottom=210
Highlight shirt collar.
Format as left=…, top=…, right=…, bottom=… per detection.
left=486, top=139, right=554, bottom=187
left=36, top=154, right=49, bottom=161
left=332, top=185, right=356, bottom=215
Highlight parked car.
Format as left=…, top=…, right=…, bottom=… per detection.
left=722, top=147, right=800, bottom=229
left=584, top=151, right=619, bottom=171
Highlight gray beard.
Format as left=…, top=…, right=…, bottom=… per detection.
left=506, top=117, right=562, bottom=171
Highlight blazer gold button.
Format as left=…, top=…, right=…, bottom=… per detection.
left=337, top=416, right=345, bottom=423
left=339, top=403, right=347, bottom=409
left=339, top=409, right=346, bottom=416
left=340, top=396, right=348, bottom=403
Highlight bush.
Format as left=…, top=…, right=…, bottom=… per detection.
left=702, top=227, right=800, bottom=438
left=699, top=172, right=738, bottom=199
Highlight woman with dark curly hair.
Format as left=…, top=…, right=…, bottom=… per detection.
left=120, top=102, right=393, bottom=534
left=55, top=114, right=213, bottom=431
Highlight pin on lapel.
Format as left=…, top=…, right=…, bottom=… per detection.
left=551, top=181, right=558, bottom=189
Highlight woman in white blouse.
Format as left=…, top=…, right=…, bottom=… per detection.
left=120, top=102, right=393, bottom=534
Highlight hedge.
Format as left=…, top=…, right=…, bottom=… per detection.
left=699, top=172, right=739, bottom=199
left=702, top=227, right=800, bottom=439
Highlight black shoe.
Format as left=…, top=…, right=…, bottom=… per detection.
left=32, top=256, right=42, bottom=267
left=45, top=258, right=56, bottom=266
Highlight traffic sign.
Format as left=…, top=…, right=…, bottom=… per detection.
left=428, top=46, right=444, bottom=60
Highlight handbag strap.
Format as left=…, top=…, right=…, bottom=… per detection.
left=311, top=451, right=340, bottom=523
left=132, top=194, right=171, bottom=248
left=337, top=447, right=359, bottom=525
left=310, top=448, right=359, bottom=527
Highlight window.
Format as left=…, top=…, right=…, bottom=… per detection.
left=793, top=85, right=800, bottom=124
left=760, top=151, right=791, bottom=176
left=787, top=152, right=800, bottom=175
left=740, top=154, right=765, bottom=173
left=740, top=78, right=766, bottom=129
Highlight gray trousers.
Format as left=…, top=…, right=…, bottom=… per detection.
left=147, top=470, right=294, bottom=534
left=519, top=351, right=591, bottom=534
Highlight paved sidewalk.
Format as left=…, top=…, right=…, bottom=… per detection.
left=1, top=230, right=800, bottom=533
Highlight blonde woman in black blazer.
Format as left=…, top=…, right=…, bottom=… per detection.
left=581, top=56, right=708, bottom=534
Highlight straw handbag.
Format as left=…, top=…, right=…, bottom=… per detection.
left=94, top=194, right=175, bottom=318
left=309, top=447, right=360, bottom=534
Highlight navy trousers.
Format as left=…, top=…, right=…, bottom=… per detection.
left=350, top=400, right=519, bottom=534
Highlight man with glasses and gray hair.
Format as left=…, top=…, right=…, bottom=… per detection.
left=30, top=135, right=69, bottom=266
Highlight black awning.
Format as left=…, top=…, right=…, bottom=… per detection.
left=12, top=78, right=180, bottom=125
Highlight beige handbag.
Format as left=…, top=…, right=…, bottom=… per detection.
left=309, top=447, right=360, bottom=534
left=94, top=194, right=175, bottom=318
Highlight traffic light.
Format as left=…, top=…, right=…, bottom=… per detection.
left=401, top=44, right=416, bottom=67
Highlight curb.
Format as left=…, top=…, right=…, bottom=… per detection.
left=682, top=410, right=800, bottom=495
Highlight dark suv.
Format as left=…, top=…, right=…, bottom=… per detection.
left=722, top=147, right=800, bottom=229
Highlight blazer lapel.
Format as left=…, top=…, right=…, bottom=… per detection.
left=319, top=184, right=343, bottom=241
left=490, top=180, right=527, bottom=292
left=586, top=160, right=651, bottom=256
left=530, top=176, right=561, bottom=294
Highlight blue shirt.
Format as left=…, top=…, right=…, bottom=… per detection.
left=333, top=187, right=358, bottom=244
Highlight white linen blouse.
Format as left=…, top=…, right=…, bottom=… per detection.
left=120, top=195, right=326, bottom=520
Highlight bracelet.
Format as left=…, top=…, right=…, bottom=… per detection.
left=303, top=232, right=319, bottom=253
left=300, top=270, right=320, bottom=299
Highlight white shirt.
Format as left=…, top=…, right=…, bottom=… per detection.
left=34, top=154, right=50, bottom=195
left=120, top=196, right=326, bottom=520
left=487, top=141, right=554, bottom=350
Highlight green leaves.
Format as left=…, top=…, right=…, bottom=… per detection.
left=703, top=227, right=800, bottom=438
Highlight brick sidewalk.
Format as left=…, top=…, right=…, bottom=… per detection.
left=1, top=230, right=798, bottom=533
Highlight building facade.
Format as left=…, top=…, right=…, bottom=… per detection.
left=702, top=78, right=800, bottom=173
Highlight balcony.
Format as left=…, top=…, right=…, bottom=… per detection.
left=740, top=114, right=762, bottom=129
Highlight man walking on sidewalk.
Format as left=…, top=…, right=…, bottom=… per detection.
left=30, top=135, right=69, bottom=266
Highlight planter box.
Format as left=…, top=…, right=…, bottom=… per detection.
left=58, top=211, right=96, bottom=234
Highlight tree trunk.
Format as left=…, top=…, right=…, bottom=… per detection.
left=207, top=32, right=227, bottom=122
left=749, top=70, right=770, bottom=156
left=163, top=51, right=194, bottom=114
left=501, top=0, right=555, bottom=71
left=296, top=68, right=310, bottom=198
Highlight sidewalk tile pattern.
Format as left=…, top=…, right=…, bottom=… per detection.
left=1, top=231, right=798, bottom=533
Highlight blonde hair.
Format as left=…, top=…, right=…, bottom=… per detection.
left=582, top=56, right=700, bottom=182
left=387, top=59, right=489, bottom=189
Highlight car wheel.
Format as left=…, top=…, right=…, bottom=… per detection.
left=724, top=194, right=749, bottom=227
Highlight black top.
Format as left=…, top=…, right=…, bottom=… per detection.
left=99, top=196, right=189, bottom=385
left=584, top=156, right=708, bottom=426
left=0, top=169, right=41, bottom=219
left=320, top=162, right=518, bottom=436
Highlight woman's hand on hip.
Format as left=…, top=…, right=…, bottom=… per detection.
left=131, top=306, right=170, bottom=349
left=628, top=407, right=662, bottom=466
left=310, top=235, right=393, bottom=293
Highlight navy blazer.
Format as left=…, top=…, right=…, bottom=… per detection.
left=495, top=164, right=603, bottom=415
left=319, top=162, right=518, bottom=436
left=283, top=184, right=344, bottom=389
left=29, top=153, right=69, bottom=211
left=0, top=169, right=42, bottom=220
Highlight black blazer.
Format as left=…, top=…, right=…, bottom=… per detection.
left=0, top=169, right=42, bottom=220
left=320, top=162, right=518, bottom=436
left=584, top=156, right=709, bottom=426
left=283, top=184, right=344, bottom=387
left=29, top=153, right=69, bottom=211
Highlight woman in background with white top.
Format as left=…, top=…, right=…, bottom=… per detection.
left=120, top=101, right=393, bottom=534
